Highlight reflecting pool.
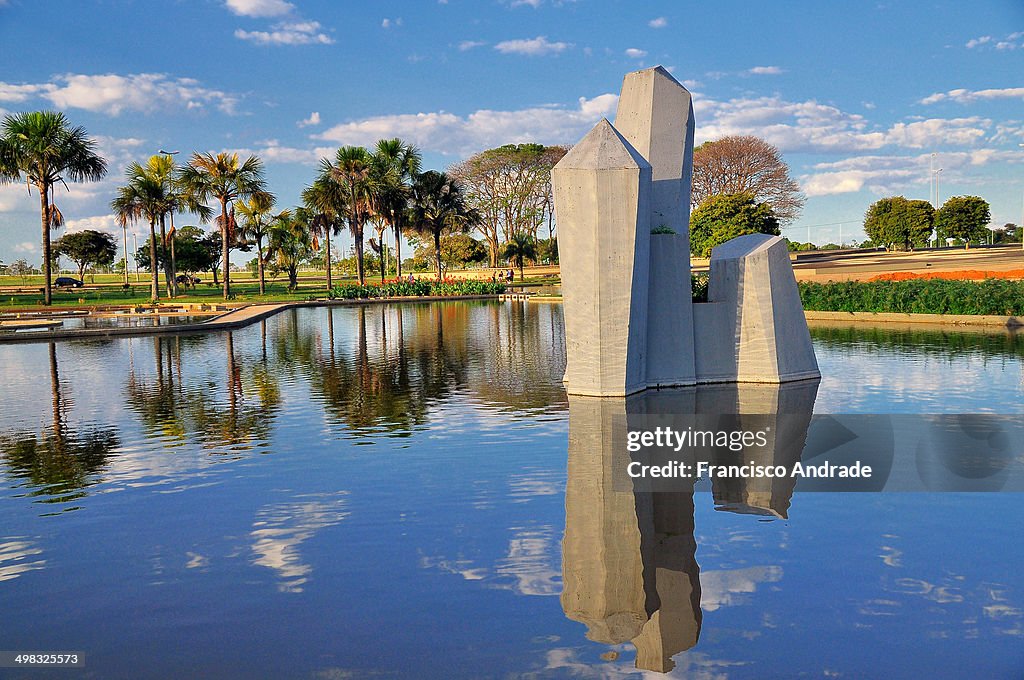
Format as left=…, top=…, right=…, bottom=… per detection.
left=0, top=303, right=1021, bottom=678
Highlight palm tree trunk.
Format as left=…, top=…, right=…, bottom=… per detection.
left=170, top=235, right=178, bottom=296
left=220, top=198, right=230, bottom=299
left=39, top=185, right=52, bottom=305
left=434, top=229, right=443, bottom=282
left=148, top=218, right=159, bottom=302
left=355, top=223, right=365, bottom=285
left=325, top=228, right=332, bottom=290
left=169, top=211, right=178, bottom=297
left=159, top=214, right=172, bottom=293
left=257, top=241, right=265, bottom=295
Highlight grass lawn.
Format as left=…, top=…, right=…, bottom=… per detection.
left=0, top=279, right=330, bottom=310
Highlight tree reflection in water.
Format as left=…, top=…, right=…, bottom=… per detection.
left=124, top=332, right=281, bottom=453
left=0, top=343, right=119, bottom=507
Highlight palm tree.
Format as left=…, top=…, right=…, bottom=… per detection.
left=301, top=174, right=346, bottom=290
left=177, top=152, right=272, bottom=299
left=112, top=163, right=166, bottom=301
left=235, top=193, right=282, bottom=295
left=369, top=139, right=421, bottom=280
left=409, top=171, right=479, bottom=282
left=502, top=233, right=537, bottom=281
left=0, top=111, right=107, bottom=305
left=268, top=210, right=312, bottom=291
left=322, top=146, right=373, bottom=285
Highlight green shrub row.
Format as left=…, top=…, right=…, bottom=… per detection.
left=797, top=279, right=1024, bottom=316
left=327, top=279, right=506, bottom=300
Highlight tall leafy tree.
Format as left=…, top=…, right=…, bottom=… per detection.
left=301, top=174, right=346, bottom=290
left=370, top=138, right=421, bottom=279
left=936, top=195, right=991, bottom=248
left=0, top=111, right=107, bottom=304
left=449, top=144, right=567, bottom=267
left=177, top=152, right=272, bottom=299
left=409, top=171, right=479, bottom=281
left=863, top=196, right=934, bottom=251
left=236, top=193, right=282, bottom=295
left=112, top=162, right=166, bottom=301
left=320, top=146, right=373, bottom=285
left=689, top=192, right=780, bottom=258
left=55, top=230, right=117, bottom=280
left=692, top=135, right=805, bottom=223
left=268, top=210, right=312, bottom=291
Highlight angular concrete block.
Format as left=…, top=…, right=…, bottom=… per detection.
left=553, top=119, right=652, bottom=396
left=614, top=66, right=696, bottom=234
left=615, top=66, right=697, bottom=389
left=693, top=234, right=820, bottom=383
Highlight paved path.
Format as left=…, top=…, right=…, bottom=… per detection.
left=0, top=296, right=503, bottom=344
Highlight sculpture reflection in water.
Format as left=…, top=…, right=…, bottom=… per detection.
left=561, top=379, right=818, bottom=673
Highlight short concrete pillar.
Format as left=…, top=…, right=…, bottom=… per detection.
left=693, top=234, right=820, bottom=383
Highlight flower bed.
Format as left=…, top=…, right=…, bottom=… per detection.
left=326, top=278, right=506, bottom=300
left=870, top=269, right=1024, bottom=282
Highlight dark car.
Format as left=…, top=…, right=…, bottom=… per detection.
left=55, top=277, right=84, bottom=288
left=176, top=274, right=201, bottom=285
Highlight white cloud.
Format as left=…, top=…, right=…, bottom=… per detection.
left=696, top=95, right=991, bottom=153
left=13, top=241, right=36, bottom=253
left=315, top=93, right=618, bottom=156
left=223, top=140, right=332, bottom=165
left=749, top=65, right=784, bottom=75
left=624, top=48, right=647, bottom=59
left=800, top=148, right=1023, bottom=197
left=494, top=36, right=571, bottom=56
left=458, top=40, right=486, bottom=51
left=63, top=214, right=120, bottom=237
left=966, top=32, right=1023, bottom=50
left=381, top=17, right=402, bottom=29
left=921, top=87, right=1024, bottom=105
left=297, top=111, right=320, bottom=128
left=224, top=0, right=293, bottom=17
left=0, top=73, right=240, bottom=116
left=235, top=20, right=333, bottom=46
left=649, top=16, right=668, bottom=28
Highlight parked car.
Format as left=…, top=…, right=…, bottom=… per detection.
left=176, top=274, right=201, bottom=285
left=55, top=277, right=84, bottom=288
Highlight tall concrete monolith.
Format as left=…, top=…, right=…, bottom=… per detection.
left=552, top=118, right=652, bottom=396
left=615, top=66, right=697, bottom=388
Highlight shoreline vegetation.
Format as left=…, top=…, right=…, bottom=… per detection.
left=692, top=273, right=1024, bottom=316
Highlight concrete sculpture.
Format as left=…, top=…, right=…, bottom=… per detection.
left=553, top=66, right=819, bottom=396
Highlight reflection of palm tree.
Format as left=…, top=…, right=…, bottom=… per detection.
left=0, top=343, right=118, bottom=505
left=124, top=334, right=280, bottom=452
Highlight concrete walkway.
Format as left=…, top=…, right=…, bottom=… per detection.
left=0, top=295, right=502, bottom=344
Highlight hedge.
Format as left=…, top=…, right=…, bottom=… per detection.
left=797, top=279, right=1024, bottom=316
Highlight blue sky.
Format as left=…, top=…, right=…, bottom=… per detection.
left=1, top=0, right=1022, bottom=263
